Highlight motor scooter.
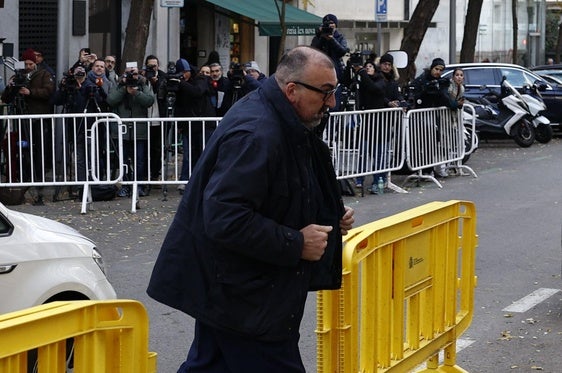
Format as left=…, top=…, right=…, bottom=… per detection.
left=463, top=77, right=551, bottom=147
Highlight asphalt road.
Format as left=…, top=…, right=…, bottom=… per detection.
left=9, top=136, right=562, bottom=372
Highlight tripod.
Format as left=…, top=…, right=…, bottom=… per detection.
left=161, top=90, right=176, bottom=201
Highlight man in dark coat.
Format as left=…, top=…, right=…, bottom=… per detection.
left=147, top=46, right=355, bottom=373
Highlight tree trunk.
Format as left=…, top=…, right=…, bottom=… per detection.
left=399, top=0, right=441, bottom=84
left=275, top=0, right=287, bottom=64
left=512, top=0, right=518, bottom=64
left=460, top=0, right=484, bottom=63
left=120, top=0, right=154, bottom=72
left=556, top=22, right=562, bottom=63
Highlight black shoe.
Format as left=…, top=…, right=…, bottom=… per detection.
left=138, top=186, right=149, bottom=197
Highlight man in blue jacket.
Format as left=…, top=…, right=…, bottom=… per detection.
left=147, top=46, right=354, bottom=372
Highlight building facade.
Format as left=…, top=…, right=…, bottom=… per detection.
left=0, top=0, right=548, bottom=83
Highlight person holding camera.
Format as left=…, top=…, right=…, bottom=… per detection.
left=53, top=65, right=88, bottom=113
left=107, top=65, right=155, bottom=197
left=71, top=47, right=97, bottom=72
left=311, top=14, right=349, bottom=111
left=410, top=57, right=453, bottom=177
left=174, top=58, right=216, bottom=193
left=410, top=58, right=451, bottom=109
left=1, top=48, right=55, bottom=204
left=223, top=61, right=261, bottom=109
left=142, top=55, right=168, bottom=184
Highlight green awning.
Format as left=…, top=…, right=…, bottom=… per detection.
left=206, top=0, right=322, bottom=36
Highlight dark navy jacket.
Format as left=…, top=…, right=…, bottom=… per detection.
left=147, top=76, right=345, bottom=341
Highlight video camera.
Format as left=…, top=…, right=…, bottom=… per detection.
left=12, top=62, right=29, bottom=89
left=164, top=61, right=183, bottom=93
left=144, top=64, right=157, bottom=80
left=229, top=63, right=244, bottom=88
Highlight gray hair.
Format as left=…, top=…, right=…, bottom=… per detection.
left=275, top=46, right=334, bottom=86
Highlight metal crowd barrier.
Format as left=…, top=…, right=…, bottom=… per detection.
left=117, top=117, right=221, bottom=212
left=324, top=108, right=407, bottom=193
left=0, top=108, right=476, bottom=212
left=403, top=107, right=476, bottom=188
left=0, top=300, right=157, bottom=372
left=316, top=200, right=478, bottom=372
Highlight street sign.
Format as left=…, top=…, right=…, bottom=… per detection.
left=160, top=0, right=184, bottom=7
left=376, top=0, right=387, bottom=22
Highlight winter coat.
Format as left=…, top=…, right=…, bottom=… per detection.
left=1, top=67, right=54, bottom=114
left=147, top=76, right=345, bottom=341
left=311, top=30, right=349, bottom=80
left=411, top=69, right=451, bottom=109
left=107, top=81, right=155, bottom=140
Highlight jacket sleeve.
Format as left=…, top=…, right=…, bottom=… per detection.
left=358, top=70, right=385, bottom=96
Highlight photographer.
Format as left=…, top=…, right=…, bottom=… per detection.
left=173, top=58, right=215, bottom=193
left=107, top=65, right=155, bottom=197
left=0, top=48, right=55, bottom=204
left=53, top=66, right=88, bottom=113
left=142, top=55, right=168, bottom=183
left=410, top=58, right=451, bottom=109
left=223, top=62, right=260, bottom=109
left=410, top=57, right=452, bottom=177
left=311, top=14, right=349, bottom=111
left=71, top=47, right=97, bottom=72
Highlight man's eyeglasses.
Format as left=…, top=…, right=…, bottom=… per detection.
left=290, top=81, right=339, bottom=101
left=105, top=60, right=116, bottom=64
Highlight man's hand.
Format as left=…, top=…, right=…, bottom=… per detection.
left=300, top=224, right=333, bottom=261
left=340, top=206, right=355, bottom=236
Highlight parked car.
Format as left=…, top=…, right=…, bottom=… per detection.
left=530, top=64, right=562, bottom=82
left=442, top=63, right=562, bottom=129
left=0, top=202, right=116, bottom=314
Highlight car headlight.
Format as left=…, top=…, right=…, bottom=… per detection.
left=92, top=248, right=106, bottom=275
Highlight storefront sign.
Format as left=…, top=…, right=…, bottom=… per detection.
left=160, top=0, right=184, bottom=7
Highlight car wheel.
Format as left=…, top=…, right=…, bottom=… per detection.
left=535, top=122, right=553, bottom=144
left=511, top=119, right=535, bottom=147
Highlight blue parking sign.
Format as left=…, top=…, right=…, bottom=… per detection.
left=376, top=0, right=387, bottom=21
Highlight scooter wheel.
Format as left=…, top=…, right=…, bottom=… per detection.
left=511, top=119, right=535, bottom=148
left=535, top=122, right=553, bottom=144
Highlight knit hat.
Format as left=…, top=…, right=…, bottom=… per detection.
left=21, top=48, right=37, bottom=63
left=380, top=53, right=394, bottom=65
left=322, top=14, right=338, bottom=26
left=175, top=58, right=191, bottom=73
left=430, top=58, right=446, bottom=69
left=246, top=61, right=261, bottom=73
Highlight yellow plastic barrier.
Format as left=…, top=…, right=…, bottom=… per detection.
left=317, top=200, right=478, bottom=372
left=0, top=300, right=157, bottom=372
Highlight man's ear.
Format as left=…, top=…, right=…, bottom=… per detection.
left=285, top=82, right=298, bottom=104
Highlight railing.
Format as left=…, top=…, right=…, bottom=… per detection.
left=316, top=200, right=478, bottom=372
left=0, top=300, right=157, bottom=372
left=0, top=108, right=477, bottom=212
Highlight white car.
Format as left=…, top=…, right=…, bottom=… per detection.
left=0, top=202, right=116, bottom=314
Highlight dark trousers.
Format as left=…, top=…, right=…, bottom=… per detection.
left=178, top=320, right=305, bottom=373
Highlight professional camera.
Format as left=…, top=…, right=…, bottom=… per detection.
left=424, top=77, right=450, bottom=93
left=61, top=72, right=79, bottom=90
left=123, top=71, right=139, bottom=87
left=320, top=22, right=334, bottom=36
left=144, top=64, right=157, bottom=80
left=229, top=63, right=244, bottom=88
left=12, top=69, right=29, bottom=89
left=164, top=62, right=182, bottom=93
